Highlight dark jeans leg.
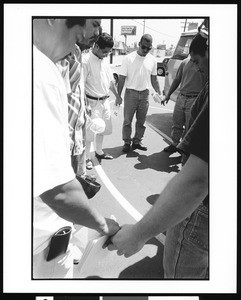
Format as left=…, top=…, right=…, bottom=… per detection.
left=133, top=89, right=149, bottom=143
left=122, top=89, right=138, bottom=144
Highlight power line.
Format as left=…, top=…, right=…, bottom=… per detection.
left=131, top=19, right=179, bottom=38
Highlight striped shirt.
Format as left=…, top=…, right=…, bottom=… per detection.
left=59, top=45, right=87, bottom=156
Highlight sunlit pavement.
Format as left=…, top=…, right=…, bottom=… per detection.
left=73, top=79, right=182, bottom=279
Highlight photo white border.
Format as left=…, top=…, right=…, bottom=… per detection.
left=3, top=3, right=237, bottom=293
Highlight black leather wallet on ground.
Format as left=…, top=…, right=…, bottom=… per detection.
left=46, top=226, right=72, bottom=261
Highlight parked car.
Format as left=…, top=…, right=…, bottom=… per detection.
left=156, top=56, right=171, bottom=77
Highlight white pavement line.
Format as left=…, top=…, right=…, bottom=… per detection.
left=146, top=120, right=172, bottom=143
left=90, top=144, right=166, bottom=245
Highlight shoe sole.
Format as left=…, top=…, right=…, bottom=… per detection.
left=132, top=146, right=147, bottom=151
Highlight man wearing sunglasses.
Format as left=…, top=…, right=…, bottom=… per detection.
left=117, top=34, right=161, bottom=153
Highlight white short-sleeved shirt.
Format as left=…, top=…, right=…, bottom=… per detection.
left=82, top=52, right=114, bottom=97
left=33, top=46, right=75, bottom=254
left=118, top=51, right=157, bottom=91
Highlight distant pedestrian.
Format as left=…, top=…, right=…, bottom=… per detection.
left=161, top=33, right=208, bottom=154
left=117, top=34, right=161, bottom=153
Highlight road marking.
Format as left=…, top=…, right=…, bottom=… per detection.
left=146, top=120, right=172, bottom=143
left=90, top=144, right=166, bottom=245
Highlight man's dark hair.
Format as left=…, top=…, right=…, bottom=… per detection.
left=189, top=33, right=207, bottom=57
left=66, top=18, right=86, bottom=28
left=95, top=32, right=114, bottom=49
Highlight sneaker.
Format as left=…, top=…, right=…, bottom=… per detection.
left=86, top=159, right=93, bottom=170
left=132, top=142, right=147, bottom=151
left=122, top=143, right=131, bottom=153
left=163, top=144, right=178, bottom=153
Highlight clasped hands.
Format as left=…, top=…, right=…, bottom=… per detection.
left=103, top=223, right=146, bottom=258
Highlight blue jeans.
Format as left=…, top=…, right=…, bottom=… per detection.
left=163, top=203, right=209, bottom=279
left=171, top=93, right=197, bottom=145
left=122, top=88, right=149, bottom=144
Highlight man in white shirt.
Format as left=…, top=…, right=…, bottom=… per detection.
left=117, top=34, right=161, bottom=153
left=82, top=33, right=122, bottom=170
left=33, top=18, right=120, bottom=278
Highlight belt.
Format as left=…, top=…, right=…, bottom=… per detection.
left=86, top=94, right=109, bottom=101
left=180, top=93, right=198, bottom=98
left=127, top=88, right=148, bottom=93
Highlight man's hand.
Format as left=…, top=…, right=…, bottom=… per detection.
left=107, top=224, right=146, bottom=257
left=115, top=94, right=123, bottom=106
left=161, top=95, right=169, bottom=106
left=99, top=217, right=121, bottom=236
left=86, top=104, right=92, bottom=116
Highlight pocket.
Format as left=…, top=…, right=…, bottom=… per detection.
left=188, top=208, right=208, bottom=250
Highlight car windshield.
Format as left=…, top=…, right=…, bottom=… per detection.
left=172, top=36, right=193, bottom=60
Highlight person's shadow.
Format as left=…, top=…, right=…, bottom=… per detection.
left=118, top=237, right=165, bottom=279
left=134, top=151, right=182, bottom=173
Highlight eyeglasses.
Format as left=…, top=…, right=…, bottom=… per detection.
left=140, top=44, right=152, bottom=51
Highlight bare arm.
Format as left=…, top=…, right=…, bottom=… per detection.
left=40, top=178, right=120, bottom=236
left=165, top=76, right=181, bottom=100
left=110, top=80, right=123, bottom=105
left=150, top=75, right=161, bottom=94
left=117, top=75, right=126, bottom=97
left=161, top=65, right=183, bottom=105
left=136, top=154, right=208, bottom=240
left=109, top=154, right=208, bottom=256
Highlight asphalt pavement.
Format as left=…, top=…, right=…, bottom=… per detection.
left=73, top=80, right=182, bottom=279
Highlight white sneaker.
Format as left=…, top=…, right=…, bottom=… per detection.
left=86, top=159, right=93, bottom=170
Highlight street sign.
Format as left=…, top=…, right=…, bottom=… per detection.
left=121, top=26, right=136, bottom=35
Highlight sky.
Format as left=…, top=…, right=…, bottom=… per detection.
left=101, top=18, right=204, bottom=48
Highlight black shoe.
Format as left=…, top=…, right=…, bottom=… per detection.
left=164, top=144, right=177, bottom=153
left=122, top=143, right=131, bottom=153
left=132, top=142, right=147, bottom=151
left=95, top=152, right=113, bottom=159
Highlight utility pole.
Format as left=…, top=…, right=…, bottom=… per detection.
left=110, top=18, right=113, bottom=64
left=183, top=19, right=187, bottom=32
left=143, top=19, right=145, bottom=35
left=181, top=19, right=188, bottom=32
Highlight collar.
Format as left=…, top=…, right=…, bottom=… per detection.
left=91, top=51, right=103, bottom=61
